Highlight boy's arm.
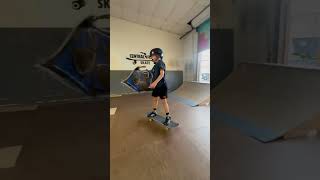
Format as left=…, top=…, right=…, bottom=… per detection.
left=153, top=69, right=165, bottom=84
left=150, top=69, right=164, bottom=88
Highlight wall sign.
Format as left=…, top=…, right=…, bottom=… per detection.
left=72, top=0, right=109, bottom=10
left=126, top=52, right=152, bottom=65
left=98, top=0, right=109, bottom=9
left=72, top=0, right=86, bottom=10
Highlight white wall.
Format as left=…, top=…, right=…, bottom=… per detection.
left=110, top=17, right=184, bottom=71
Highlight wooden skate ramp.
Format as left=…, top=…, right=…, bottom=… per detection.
left=213, top=62, right=320, bottom=142
left=169, top=81, right=210, bottom=107
left=0, top=145, right=22, bottom=168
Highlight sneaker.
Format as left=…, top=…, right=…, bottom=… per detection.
left=164, top=116, right=171, bottom=125
left=147, top=111, right=157, bottom=117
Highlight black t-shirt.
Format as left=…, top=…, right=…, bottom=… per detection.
left=151, top=60, right=166, bottom=88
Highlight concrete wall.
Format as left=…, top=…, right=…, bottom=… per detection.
left=213, top=0, right=282, bottom=86
left=233, top=0, right=281, bottom=65
left=212, top=29, right=234, bottom=87
left=213, top=0, right=233, bottom=29
left=212, top=0, right=234, bottom=87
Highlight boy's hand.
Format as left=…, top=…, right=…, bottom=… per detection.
left=149, top=82, right=157, bottom=89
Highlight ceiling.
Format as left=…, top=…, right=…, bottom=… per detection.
left=111, top=0, right=210, bottom=35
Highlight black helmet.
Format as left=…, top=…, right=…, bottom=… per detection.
left=149, top=48, right=163, bottom=58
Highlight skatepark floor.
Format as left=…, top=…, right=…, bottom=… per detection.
left=213, top=125, right=320, bottom=180
left=110, top=93, right=210, bottom=180
left=0, top=100, right=108, bottom=180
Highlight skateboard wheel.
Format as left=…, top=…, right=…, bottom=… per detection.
left=149, top=119, right=152, bottom=122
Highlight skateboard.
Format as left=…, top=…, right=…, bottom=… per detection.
left=147, top=114, right=179, bottom=130
left=122, top=66, right=153, bottom=92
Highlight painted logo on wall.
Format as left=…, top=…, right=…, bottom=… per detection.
left=98, top=0, right=109, bottom=8
left=72, top=0, right=109, bottom=10
left=126, top=52, right=152, bottom=65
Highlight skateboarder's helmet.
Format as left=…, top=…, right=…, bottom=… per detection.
left=149, top=48, right=163, bottom=59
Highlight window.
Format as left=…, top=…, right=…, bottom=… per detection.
left=196, top=19, right=210, bottom=83
left=198, top=49, right=210, bottom=83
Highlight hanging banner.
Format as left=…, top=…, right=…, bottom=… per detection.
left=197, top=19, right=211, bottom=52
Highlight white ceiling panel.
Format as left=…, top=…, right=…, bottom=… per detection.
left=169, top=0, right=197, bottom=20
left=111, top=0, right=123, bottom=6
left=137, top=13, right=151, bottom=25
left=161, top=21, right=171, bottom=30
left=123, top=9, right=139, bottom=22
left=155, top=0, right=177, bottom=19
left=180, top=2, right=206, bottom=23
left=111, top=4, right=123, bottom=18
left=151, top=17, right=166, bottom=29
left=122, top=0, right=140, bottom=9
left=138, top=0, right=159, bottom=15
left=182, top=25, right=193, bottom=33
left=197, top=0, right=210, bottom=6
left=171, top=24, right=187, bottom=34
left=111, top=0, right=210, bottom=35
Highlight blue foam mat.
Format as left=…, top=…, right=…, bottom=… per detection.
left=213, top=106, right=281, bottom=143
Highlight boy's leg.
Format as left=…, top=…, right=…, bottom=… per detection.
left=148, top=89, right=159, bottom=117
left=161, top=98, right=170, bottom=114
left=158, top=84, right=170, bottom=124
left=161, top=98, right=171, bottom=125
left=153, top=96, right=159, bottom=111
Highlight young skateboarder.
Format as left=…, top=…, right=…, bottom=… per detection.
left=147, top=48, right=171, bottom=125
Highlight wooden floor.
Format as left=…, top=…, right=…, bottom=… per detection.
left=0, top=100, right=108, bottom=180
left=213, top=126, right=320, bottom=180
left=110, top=94, right=210, bottom=180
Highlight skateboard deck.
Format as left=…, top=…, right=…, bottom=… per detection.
left=147, top=114, right=179, bottom=130
left=122, top=66, right=153, bottom=92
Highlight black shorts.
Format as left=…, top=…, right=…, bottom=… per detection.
left=152, top=84, right=168, bottom=99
